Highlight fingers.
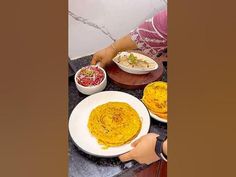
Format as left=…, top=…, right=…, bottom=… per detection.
left=99, top=62, right=106, bottom=68
left=131, top=139, right=140, bottom=147
left=91, top=55, right=107, bottom=68
left=119, top=151, right=134, bottom=162
left=91, top=55, right=100, bottom=65
left=131, top=136, right=144, bottom=147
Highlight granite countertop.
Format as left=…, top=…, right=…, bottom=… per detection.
left=68, top=56, right=167, bottom=177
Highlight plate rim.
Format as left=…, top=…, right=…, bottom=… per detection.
left=139, top=98, right=167, bottom=123
left=68, top=90, right=151, bottom=157
left=149, top=110, right=167, bottom=123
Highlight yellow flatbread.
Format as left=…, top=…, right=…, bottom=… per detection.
left=88, top=102, right=141, bottom=149
left=151, top=111, right=167, bottom=119
left=142, top=81, right=168, bottom=119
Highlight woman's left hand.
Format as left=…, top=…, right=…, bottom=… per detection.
left=119, top=133, right=160, bottom=165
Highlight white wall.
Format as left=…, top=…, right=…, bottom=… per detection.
left=69, top=0, right=167, bottom=59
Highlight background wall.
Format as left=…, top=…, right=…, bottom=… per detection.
left=69, top=0, right=167, bottom=59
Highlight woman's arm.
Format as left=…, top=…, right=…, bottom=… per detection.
left=129, top=8, right=167, bottom=58
left=91, top=9, right=167, bottom=67
left=163, top=139, right=168, bottom=156
left=111, top=35, right=138, bottom=53
left=90, top=35, right=137, bottom=67
left=119, top=133, right=168, bottom=165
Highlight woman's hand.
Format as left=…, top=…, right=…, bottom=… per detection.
left=91, top=35, right=137, bottom=68
left=119, top=133, right=160, bottom=165
left=91, top=45, right=117, bottom=68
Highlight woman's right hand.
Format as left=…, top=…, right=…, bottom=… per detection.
left=91, top=45, right=117, bottom=68
left=119, top=133, right=161, bottom=165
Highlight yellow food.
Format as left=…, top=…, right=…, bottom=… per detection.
left=142, top=81, right=168, bottom=119
left=88, top=102, right=142, bottom=149
left=116, top=53, right=156, bottom=69
left=151, top=111, right=167, bottom=119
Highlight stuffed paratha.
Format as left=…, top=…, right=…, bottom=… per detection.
left=142, top=81, right=168, bottom=119
left=88, top=102, right=142, bottom=149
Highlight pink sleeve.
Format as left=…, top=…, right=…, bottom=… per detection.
left=129, top=9, right=167, bottom=59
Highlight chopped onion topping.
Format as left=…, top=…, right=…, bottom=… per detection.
left=76, top=66, right=105, bottom=87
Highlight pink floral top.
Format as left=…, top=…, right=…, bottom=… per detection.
left=129, top=9, right=167, bottom=59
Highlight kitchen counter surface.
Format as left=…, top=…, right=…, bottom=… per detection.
left=68, top=56, right=167, bottom=177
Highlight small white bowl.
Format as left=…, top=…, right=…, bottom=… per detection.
left=74, top=65, right=107, bottom=95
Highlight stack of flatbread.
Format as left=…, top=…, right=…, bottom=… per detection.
left=142, top=81, right=167, bottom=119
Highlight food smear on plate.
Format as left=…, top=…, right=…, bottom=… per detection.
left=88, top=102, right=142, bottom=149
left=116, top=53, right=156, bottom=69
left=76, top=66, right=104, bottom=87
left=142, top=81, right=167, bottom=119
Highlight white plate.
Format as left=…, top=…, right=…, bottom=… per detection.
left=69, top=91, right=151, bottom=157
left=112, top=52, right=158, bottom=75
left=149, top=110, right=167, bottom=123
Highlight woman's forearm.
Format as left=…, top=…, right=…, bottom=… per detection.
left=111, top=34, right=138, bottom=53
left=163, top=139, right=167, bottom=156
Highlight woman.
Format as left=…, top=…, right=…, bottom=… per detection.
left=91, top=9, right=168, bottom=164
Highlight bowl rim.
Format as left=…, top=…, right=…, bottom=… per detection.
left=74, top=65, right=107, bottom=89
